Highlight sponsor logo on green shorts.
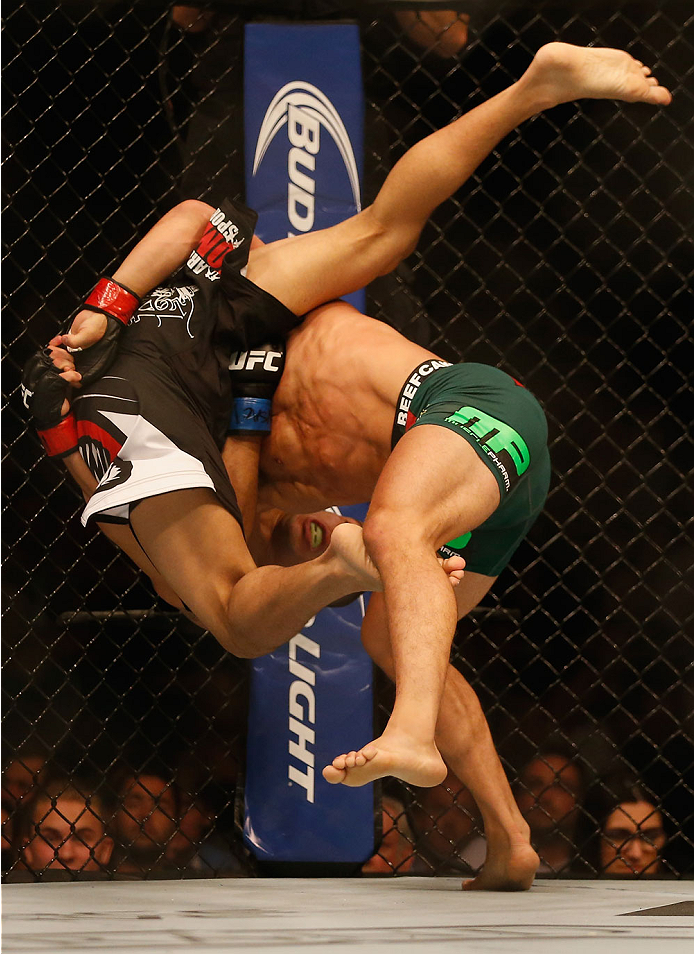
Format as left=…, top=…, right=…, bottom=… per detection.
left=444, top=406, right=530, bottom=492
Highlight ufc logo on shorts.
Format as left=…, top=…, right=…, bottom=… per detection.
left=229, top=350, right=283, bottom=373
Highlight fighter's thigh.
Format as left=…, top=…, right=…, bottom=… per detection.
left=129, top=488, right=256, bottom=629
left=366, top=424, right=501, bottom=551
left=246, top=208, right=399, bottom=317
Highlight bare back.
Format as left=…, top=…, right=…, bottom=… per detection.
left=258, top=302, right=438, bottom=513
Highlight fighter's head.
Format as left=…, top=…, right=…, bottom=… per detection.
left=272, top=509, right=362, bottom=564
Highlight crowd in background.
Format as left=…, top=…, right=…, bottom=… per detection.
left=1, top=738, right=673, bottom=881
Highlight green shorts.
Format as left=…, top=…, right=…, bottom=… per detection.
left=391, top=360, right=551, bottom=576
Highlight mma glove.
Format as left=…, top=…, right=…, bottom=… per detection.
left=68, top=277, right=141, bottom=386
left=21, top=277, right=140, bottom=457
left=21, top=350, right=78, bottom=458
left=228, top=342, right=286, bottom=437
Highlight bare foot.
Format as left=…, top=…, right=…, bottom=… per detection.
left=326, top=522, right=383, bottom=592
left=438, top=554, right=465, bottom=587
left=322, top=734, right=447, bottom=788
left=328, top=524, right=462, bottom=592
left=524, top=41, right=672, bottom=110
left=462, top=842, right=539, bottom=892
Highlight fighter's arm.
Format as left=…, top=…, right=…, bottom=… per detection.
left=52, top=206, right=263, bottom=386
left=25, top=198, right=218, bottom=460
left=56, top=200, right=215, bottom=356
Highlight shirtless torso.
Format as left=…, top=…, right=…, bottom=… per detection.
left=258, top=301, right=437, bottom=513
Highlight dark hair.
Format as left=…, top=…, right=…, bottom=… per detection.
left=594, top=775, right=656, bottom=825
left=518, top=739, right=589, bottom=795
left=107, top=759, right=181, bottom=819
left=580, top=772, right=663, bottom=875
left=16, top=774, right=109, bottom=846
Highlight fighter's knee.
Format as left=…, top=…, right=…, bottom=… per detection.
left=357, top=206, right=417, bottom=275
left=208, top=620, right=265, bottom=659
left=226, top=638, right=265, bottom=660
left=363, top=508, right=429, bottom=563
left=362, top=510, right=388, bottom=562
left=204, top=599, right=264, bottom=658
left=183, top=588, right=265, bottom=658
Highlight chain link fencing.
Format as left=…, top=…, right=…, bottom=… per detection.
left=3, top=0, right=693, bottom=880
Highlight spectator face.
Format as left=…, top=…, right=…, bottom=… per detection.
left=115, top=774, right=177, bottom=850
left=600, top=800, right=665, bottom=877
left=2, top=756, right=45, bottom=807
left=517, top=755, right=582, bottom=835
left=23, top=796, right=113, bottom=872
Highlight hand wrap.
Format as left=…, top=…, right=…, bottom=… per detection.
left=228, top=342, right=286, bottom=437
left=70, top=277, right=141, bottom=386
left=21, top=350, right=78, bottom=457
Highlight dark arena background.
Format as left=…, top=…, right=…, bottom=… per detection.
left=2, top=0, right=693, bottom=891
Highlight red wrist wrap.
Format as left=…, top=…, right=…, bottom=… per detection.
left=37, top=413, right=79, bottom=457
left=84, top=278, right=140, bottom=326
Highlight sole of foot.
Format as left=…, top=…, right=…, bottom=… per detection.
left=527, top=42, right=672, bottom=108
left=323, top=738, right=447, bottom=788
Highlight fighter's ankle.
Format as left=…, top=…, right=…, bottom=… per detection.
left=483, top=820, right=532, bottom=849
left=513, top=73, right=559, bottom=115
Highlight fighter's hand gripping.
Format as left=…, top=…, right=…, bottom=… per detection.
left=228, top=342, right=286, bottom=437
left=53, top=277, right=141, bottom=387
left=21, top=349, right=78, bottom=457
left=22, top=277, right=141, bottom=456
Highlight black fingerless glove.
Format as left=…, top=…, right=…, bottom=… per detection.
left=21, top=350, right=78, bottom=457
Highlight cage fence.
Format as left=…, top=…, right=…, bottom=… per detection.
left=2, top=0, right=693, bottom=881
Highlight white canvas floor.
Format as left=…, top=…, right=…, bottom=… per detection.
left=3, top=878, right=694, bottom=954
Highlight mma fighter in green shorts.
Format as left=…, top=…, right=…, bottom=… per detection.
left=255, top=299, right=550, bottom=891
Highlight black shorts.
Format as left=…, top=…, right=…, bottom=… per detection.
left=76, top=358, right=241, bottom=527
left=76, top=198, right=302, bottom=528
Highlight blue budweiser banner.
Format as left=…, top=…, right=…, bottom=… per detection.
left=243, top=504, right=375, bottom=865
left=244, top=21, right=365, bottom=312
left=243, top=24, right=372, bottom=865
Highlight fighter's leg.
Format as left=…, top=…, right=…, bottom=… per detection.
left=323, top=424, right=500, bottom=788
left=128, top=488, right=381, bottom=657
left=246, top=43, right=670, bottom=315
left=354, top=582, right=539, bottom=891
